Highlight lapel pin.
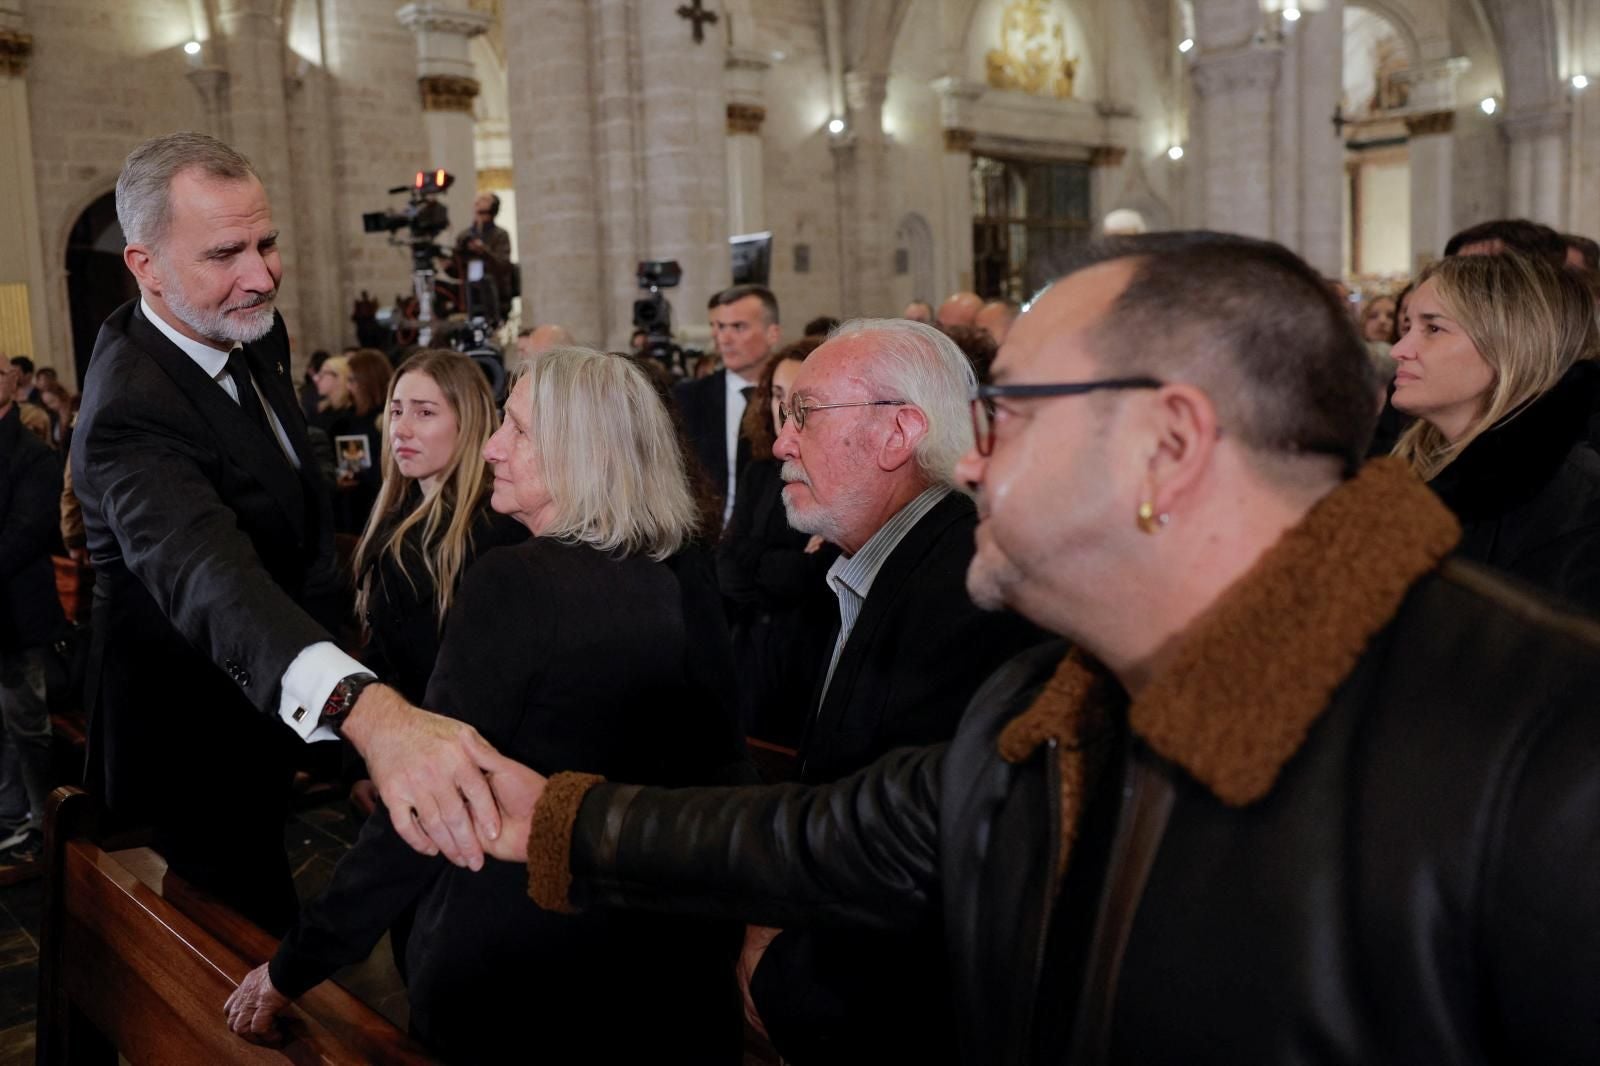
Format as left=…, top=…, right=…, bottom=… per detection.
left=275, top=361, right=284, bottom=375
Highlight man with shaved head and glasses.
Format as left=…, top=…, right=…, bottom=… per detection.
left=468, top=233, right=1600, bottom=1066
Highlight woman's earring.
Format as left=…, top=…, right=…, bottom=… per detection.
left=1136, top=500, right=1170, bottom=534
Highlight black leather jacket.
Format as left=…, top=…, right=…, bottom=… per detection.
left=532, top=460, right=1600, bottom=1065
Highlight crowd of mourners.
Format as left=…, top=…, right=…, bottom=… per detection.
left=3, top=130, right=1599, bottom=1066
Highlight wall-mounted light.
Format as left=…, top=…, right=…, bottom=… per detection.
left=1282, top=6, right=1301, bottom=21
left=827, top=117, right=846, bottom=135
left=1167, top=145, right=1185, bottom=161
left=1178, top=38, right=1194, bottom=54
left=1480, top=96, right=1498, bottom=115
left=1573, top=74, right=1590, bottom=91
left=183, top=40, right=202, bottom=56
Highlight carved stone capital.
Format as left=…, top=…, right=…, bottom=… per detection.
left=943, top=127, right=976, bottom=154
left=726, top=47, right=770, bottom=75
left=419, top=74, right=480, bottom=112
left=845, top=71, right=889, bottom=117
left=726, top=103, right=766, bottom=135
left=397, top=2, right=492, bottom=38
left=1403, top=110, right=1454, bottom=138
left=476, top=166, right=513, bottom=192
left=1088, top=145, right=1127, bottom=167
left=0, top=29, right=31, bottom=77
left=1190, top=45, right=1281, bottom=98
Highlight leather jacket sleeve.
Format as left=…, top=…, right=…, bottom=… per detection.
left=550, top=743, right=948, bottom=931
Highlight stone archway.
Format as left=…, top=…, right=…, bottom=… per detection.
left=895, top=211, right=937, bottom=304
left=64, top=192, right=136, bottom=386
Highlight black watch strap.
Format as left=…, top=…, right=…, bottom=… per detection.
left=321, top=673, right=378, bottom=734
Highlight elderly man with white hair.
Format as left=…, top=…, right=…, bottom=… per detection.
left=712, top=318, right=1041, bottom=1066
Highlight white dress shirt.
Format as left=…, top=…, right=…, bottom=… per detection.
left=723, top=367, right=756, bottom=522
left=141, top=298, right=366, bottom=743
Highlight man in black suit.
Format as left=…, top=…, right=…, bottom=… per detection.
left=73, top=132, right=504, bottom=934
left=738, top=319, right=1044, bottom=1066
left=0, top=359, right=61, bottom=863
left=674, top=285, right=781, bottom=525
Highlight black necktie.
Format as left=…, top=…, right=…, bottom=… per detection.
left=225, top=347, right=273, bottom=440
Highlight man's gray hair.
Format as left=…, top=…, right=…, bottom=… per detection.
left=116, top=132, right=258, bottom=248
left=831, top=318, right=977, bottom=486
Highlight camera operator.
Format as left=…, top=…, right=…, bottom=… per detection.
left=454, top=193, right=513, bottom=319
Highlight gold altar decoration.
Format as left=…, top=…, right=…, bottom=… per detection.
left=985, top=0, right=1078, bottom=100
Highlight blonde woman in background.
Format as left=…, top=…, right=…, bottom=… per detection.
left=1392, top=252, right=1600, bottom=612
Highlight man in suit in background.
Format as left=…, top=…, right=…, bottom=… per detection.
left=740, top=318, right=1044, bottom=1066
left=675, top=284, right=781, bottom=524
left=73, top=132, right=504, bottom=934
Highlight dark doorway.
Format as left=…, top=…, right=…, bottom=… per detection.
left=66, top=192, right=137, bottom=387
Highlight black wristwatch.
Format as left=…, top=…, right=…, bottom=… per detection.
left=321, top=672, right=378, bottom=735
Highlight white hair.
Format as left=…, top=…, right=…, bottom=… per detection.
left=829, top=318, right=978, bottom=486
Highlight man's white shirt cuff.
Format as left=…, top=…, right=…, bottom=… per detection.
left=278, top=642, right=372, bottom=743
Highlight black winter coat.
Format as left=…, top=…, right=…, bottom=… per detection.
left=1428, top=361, right=1600, bottom=614
left=0, top=405, right=64, bottom=652
left=529, top=459, right=1600, bottom=1066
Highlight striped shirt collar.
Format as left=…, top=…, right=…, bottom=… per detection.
left=825, top=483, right=952, bottom=607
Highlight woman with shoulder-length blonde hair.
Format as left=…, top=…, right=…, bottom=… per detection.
left=1391, top=252, right=1600, bottom=610
left=232, top=347, right=749, bottom=1064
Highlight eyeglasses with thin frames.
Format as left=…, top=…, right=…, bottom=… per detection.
left=778, top=398, right=907, bottom=432
left=969, top=377, right=1163, bottom=456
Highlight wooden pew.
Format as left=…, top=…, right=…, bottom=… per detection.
left=38, top=787, right=436, bottom=1065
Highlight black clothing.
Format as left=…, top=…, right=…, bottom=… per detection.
left=0, top=405, right=65, bottom=653
left=716, top=458, right=836, bottom=745
left=74, top=302, right=334, bottom=934
left=358, top=491, right=526, bottom=705
left=272, top=539, right=748, bottom=1064
left=673, top=369, right=745, bottom=505
left=752, top=490, right=1047, bottom=1066
left=1428, top=361, right=1600, bottom=614
left=542, top=460, right=1600, bottom=1066
left=327, top=407, right=382, bottom=535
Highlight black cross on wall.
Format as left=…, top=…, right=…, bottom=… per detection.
left=676, top=0, right=719, bottom=44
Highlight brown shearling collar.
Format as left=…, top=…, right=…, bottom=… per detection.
left=1000, top=458, right=1461, bottom=835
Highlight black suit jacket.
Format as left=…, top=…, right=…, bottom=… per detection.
left=674, top=369, right=744, bottom=503
left=0, top=406, right=65, bottom=652
left=73, top=300, right=335, bottom=816
left=753, top=489, right=1048, bottom=1066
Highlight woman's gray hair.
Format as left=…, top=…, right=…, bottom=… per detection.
left=830, top=318, right=978, bottom=485
left=115, top=132, right=257, bottom=248
left=516, top=347, right=697, bottom=559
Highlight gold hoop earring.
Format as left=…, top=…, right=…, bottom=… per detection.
left=1136, top=500, right=1169, bottom=534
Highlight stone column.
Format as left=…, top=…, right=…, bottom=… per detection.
left=216, top=0, right=301, bottom=339
left=1190, top=44, right=1282, bottom=240
left=1292, top=0, right=1343, bottom=277
left=1088, top=146, right=1127, bottom=225
left=398, top=2, right=490, bottom=237
left=1405, top=111, right=1455, bottom=268
left=504, top=1, right=602, bottom=344
left=0, top=14, right=56, bottom=375
left=932, top=76, right=983, bottom=297
left=725, top=47, right=770, bottom=236
left=833, top=70, right=891, bottom=317
left=1503, top=107, right=1570, bottom=228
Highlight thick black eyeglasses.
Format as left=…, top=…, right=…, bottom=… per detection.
left=969, top=377, right=1163, bottom=456
left=779, top=398, right=907, bottom=432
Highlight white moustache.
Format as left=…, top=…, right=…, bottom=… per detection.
left=780, top=461, right=810, bottom=487
left=225, top=293, right=275, bottom=313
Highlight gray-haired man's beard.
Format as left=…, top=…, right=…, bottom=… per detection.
left=162, top=272, right=276, bottom=345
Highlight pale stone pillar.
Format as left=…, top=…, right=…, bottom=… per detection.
left=0, top=15, right=56, bottom=374
left=1405, top=111, right=1455, bottom=268
left=725, top=48, right=770, bottom=236
left=397, top=2, right=490, bottom=238
left=216, top=0, right=301, bottom=340
left=1503, top=107, right=1571, bottom=229
left=1190, top=45, right=1282, bottom=239
left=504, top=1, right=602, bottom=345
left=833, top=71, right=891, bottom=317
left=1292, top=0, right=1343, bottom=277
left=932, top=77, right=983, bottom=297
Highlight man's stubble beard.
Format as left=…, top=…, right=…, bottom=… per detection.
left=160, top=263, right=277, bottom=346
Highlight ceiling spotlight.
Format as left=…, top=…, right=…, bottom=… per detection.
left=183, top=40, right=202, bottom=55
left=827, top=118, right=846, bottom=135
left=1573, top=74, right=1590, bottom=91
left=1282, top=7, right=1301, bottom=21
left=1178, top=38, right=1194, bottom=54
left=1480, top=96, right=1498, bottom=115
left=1167, top=145, right=1185, bottom=161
